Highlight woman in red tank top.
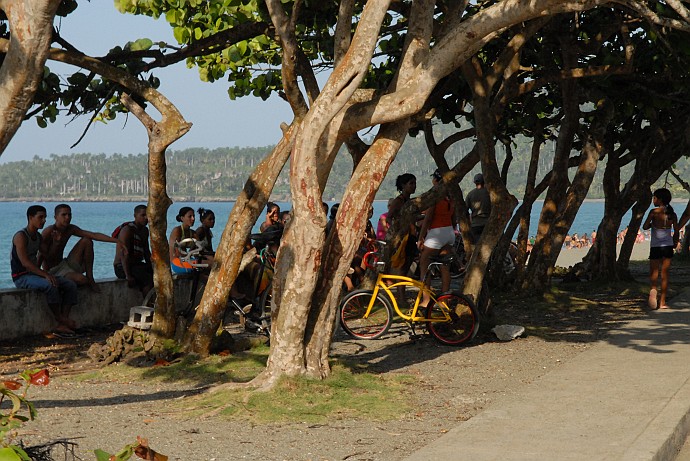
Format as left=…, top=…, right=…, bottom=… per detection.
left=417, top=170, right=457, bottom=305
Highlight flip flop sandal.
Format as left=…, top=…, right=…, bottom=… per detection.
left=52, top=331, right=76, bottom=338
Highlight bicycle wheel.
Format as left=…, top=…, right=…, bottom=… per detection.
left=258, top=280, right=273, bottom=315
left=339, top=289, right=393, bottom=339
left=426, top=292, right=479, bottom=346
left=450, top=236, right=466, bottom=279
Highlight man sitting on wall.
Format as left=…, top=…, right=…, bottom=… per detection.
left=113, top=204, right=153, bottom=296
left=11, top=205, right=79, bottom=336
left=41, top=203, right=126, bottom=293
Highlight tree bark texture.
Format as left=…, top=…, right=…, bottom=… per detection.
left=261, top=0, right=395, bottom=383
left=184, top=123, right=295, bottom=355
left=0, top=0, right=60, bottom=156
left=120, top=93, right=191, bottom=340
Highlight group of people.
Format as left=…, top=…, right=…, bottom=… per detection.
left=564, top=231, right=597, bottom=249
left=11, top=204, right=131, bottom=336
left=12, top=179, right=686, bottom=336
left=11, top=203, right=222, bottom=336
left=378, top=170, right=490, bottom=303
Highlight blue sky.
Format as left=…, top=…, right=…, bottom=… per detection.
left=0, top=2, right=293, bottom=163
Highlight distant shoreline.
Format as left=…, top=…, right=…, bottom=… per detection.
left=1, top=197, right=609, bottom=203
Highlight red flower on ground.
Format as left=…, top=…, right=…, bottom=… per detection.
left=29, top=369, right=50, bottom=386
left=2, top=380, right=21, bottom=390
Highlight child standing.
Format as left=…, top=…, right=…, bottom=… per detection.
left=642, top=188, right=679, bottom=309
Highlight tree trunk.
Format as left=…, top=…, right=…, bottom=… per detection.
left=0, top=0, right=61, bottom=156
left=184, top=123, right=295, bottom=355
left=304, top=123, right=409, bottom=377
left=616, top=195, right=651, bottom=277
left=120, top=93, right=191, bottom=339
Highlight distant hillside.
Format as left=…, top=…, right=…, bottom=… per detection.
left=1, top=131, right=688, bottom=202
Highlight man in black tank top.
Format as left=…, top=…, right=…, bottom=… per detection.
left=11, top=205, right=79, bottom=335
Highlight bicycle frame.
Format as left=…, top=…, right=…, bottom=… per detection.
left=367, top=272, right=450, bottom=323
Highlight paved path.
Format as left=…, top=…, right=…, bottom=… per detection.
left=405, top=289, right=690, bottom=461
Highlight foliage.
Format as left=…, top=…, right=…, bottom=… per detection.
left=3, top=124, right=690, bottom=203
left=0, top=369, right=51, bottom=461
left=94, top=436, right=167, bottom=461
left=114, top=0, right=282, bottom=100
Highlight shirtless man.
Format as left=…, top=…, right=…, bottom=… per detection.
left=41, top=203, right=126, bottom=292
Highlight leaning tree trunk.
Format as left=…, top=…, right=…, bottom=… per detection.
left=184, top=123, right=296, bottom=355
left=460, top=63, right=518, bottom=306
left=120, top=93, right=191, bottom=340
left=521, top=98, right=609, bottom=291
left=616, top=195, right=651, bottom=276
left=0, top=0, right=61, bottom=156
left=304, top=123, right=409, bottom=377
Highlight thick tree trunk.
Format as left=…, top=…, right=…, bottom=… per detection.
left=460, top=60, right=518, bottom=305
left=184, top=123, right=295, bottom=355
left=257, top=0, right=415, bottom=384
left=0, top=0, right=60, bottom=156
left=120, top=93, right=191, bottom=339
left=304, top=123, right=409, bottom=377
left=522, top=90, right=613, bottom=291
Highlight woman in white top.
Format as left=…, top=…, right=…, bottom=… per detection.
left=642, top=188, right=678, bottom=309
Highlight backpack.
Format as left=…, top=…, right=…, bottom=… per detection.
left=112, top=222, right=131, bottom=239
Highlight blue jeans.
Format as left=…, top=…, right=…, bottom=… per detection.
left=13, top=274, right=78, bottom=306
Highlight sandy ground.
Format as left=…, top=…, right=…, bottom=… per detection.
left=0, top=244, right=662, bottom=461
left=555, top=241, right=650, bottom=267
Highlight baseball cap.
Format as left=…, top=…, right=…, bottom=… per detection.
left=473, top=173, right=484, bottom=184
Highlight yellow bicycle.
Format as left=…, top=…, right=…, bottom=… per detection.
left=339, top=258, right=479, bottom=346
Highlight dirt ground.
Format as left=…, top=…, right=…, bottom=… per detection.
left=2, top=261, right=687, bottom=461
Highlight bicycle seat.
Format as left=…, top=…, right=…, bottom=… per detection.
left=250, top=225, right=283, bottom=250
left=429, top=254, right=455, bottom=264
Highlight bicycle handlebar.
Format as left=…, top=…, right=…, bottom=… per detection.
left=176, top=238, right=209, bottom=268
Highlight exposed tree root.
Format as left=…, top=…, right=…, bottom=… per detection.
left=21, top=439, right=80, bottom=461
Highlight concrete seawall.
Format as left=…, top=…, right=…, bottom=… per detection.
left=0, top=278, right=193, bottom=341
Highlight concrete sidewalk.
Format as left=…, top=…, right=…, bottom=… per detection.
left=405, top=290, right=690, bottom=461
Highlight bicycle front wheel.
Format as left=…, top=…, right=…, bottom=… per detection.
left=426, top=293, right=479, bottom=346
left=339, top=289, right=393, bottom=339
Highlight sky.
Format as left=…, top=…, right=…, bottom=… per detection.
left=0, top=2, right=293, bottom=164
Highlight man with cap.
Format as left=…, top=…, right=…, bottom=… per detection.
left=465, top=173, right=491, bottom=242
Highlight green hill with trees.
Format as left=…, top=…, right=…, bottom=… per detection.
left=1, top=131, right=687, bottom=202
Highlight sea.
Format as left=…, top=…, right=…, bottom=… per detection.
left=0, top=200, right=635, bottom=289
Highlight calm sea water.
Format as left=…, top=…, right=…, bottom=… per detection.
left=0, top=200, right=633, bottom=289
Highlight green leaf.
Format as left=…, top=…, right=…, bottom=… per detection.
left=0, top=447, right=24, bottom=461
left=237, top=40, right=247, bottom=56
left=130, top=38, right=154, bottom=51
left=93, top=449, right=112, bottom=461
left=173, top=26, right=189, bottom=44
left=194, top=27, right=203, bottom=40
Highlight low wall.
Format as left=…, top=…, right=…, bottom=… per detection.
left=0, top=277, right=193, bottom=341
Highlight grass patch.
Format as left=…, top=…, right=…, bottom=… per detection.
left=185, top=363, right=412, bottom=423
left=68, top=346, right=413, bottom=424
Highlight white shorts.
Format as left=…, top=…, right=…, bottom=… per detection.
left=424, top=226, right=455, bottom=250
left=48, top=259, right=82, bottom=277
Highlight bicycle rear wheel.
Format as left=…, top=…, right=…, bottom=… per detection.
left=426, top=293, right=479, bottom=346
left=339, top=289, right=393, bottom=339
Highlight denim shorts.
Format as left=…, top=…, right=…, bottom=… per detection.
left=13, top=274, right=78, bottom=305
